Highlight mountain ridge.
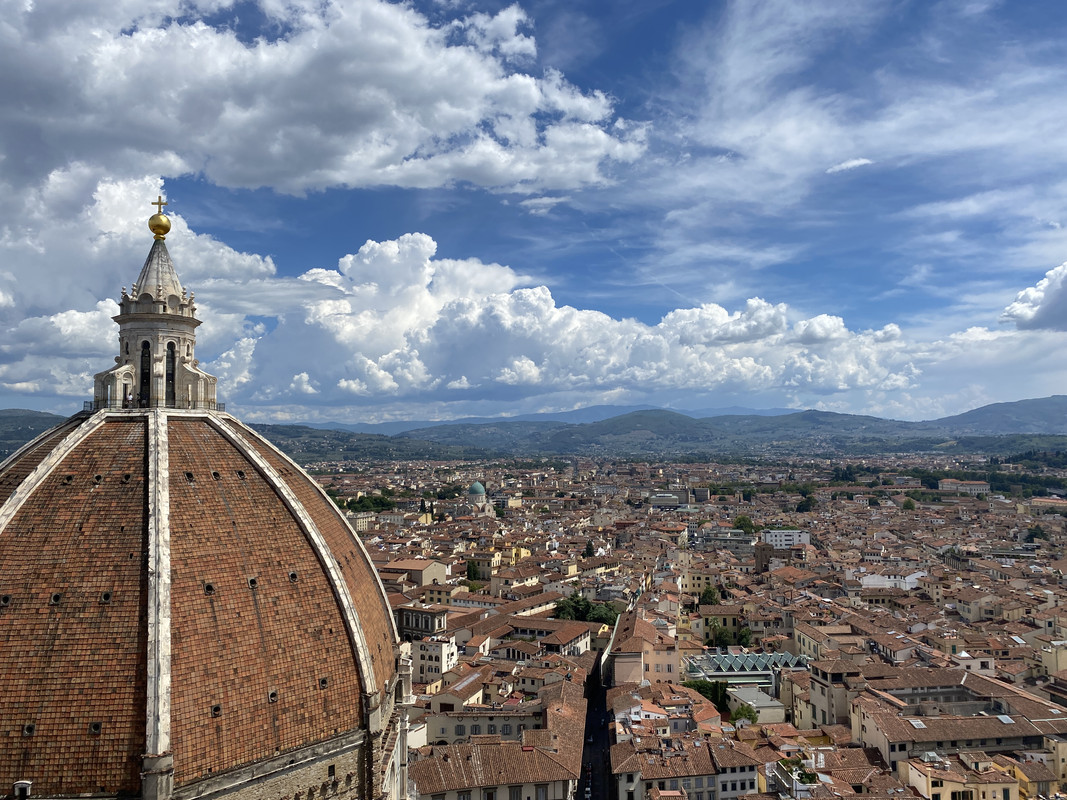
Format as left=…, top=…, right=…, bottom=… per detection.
left=3, top=395, right=1067, bottom=460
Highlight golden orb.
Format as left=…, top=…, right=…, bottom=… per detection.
left=148, top=213, right=171, bottom=240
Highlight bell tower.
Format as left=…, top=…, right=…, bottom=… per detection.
left=93, top=197, right=218, bottom=409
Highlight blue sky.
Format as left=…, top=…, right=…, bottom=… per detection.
left=3, top=0, right=1067, bottom=424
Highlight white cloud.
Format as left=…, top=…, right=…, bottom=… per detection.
left=1002, top=262, right=1067, bottom=331
left=453, top=4, right=537, bottom=63
left=826, top=158, right=873, bottom=174
left=0, top=0, right=642, bottom=195
left=289, top=372, right=319, bottom=395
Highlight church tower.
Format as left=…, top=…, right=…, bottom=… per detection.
left=93, top=197, right=218, bottom=410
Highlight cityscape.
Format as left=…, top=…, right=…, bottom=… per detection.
left=5, top=2, right=1067, bottom=800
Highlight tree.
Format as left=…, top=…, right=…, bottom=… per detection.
left=588, top=603, right=619, bottom=626
left=732, top=703, right=758, bottom=725
left=736, top=627, right=752, bottom=647
left=733, top=514, right=756, bottom=535
left=584, top=539, right=595, bottom=558
left=698, top=585, right=720, bottom=606
left=902, top=498, right=916, bottom=511
left=466, top=560, right=479, bottom=581
left=682, top=679, right=728, bottom=712
left=795, top=496, right=816, bottom=513
left=710, top=626, right=733, bottom=648
left=345, top=494, right=396, bottom=512
left=1027, top=525, right=1048, bottom=543
left=555, top=591, right=615, bottom=624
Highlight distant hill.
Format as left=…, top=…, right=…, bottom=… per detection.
left=300, top=403, right=795, bottom=435
left=0, top=409, right=67, bottom=460
left=5, top=397, right=1067, bottom=463
left=931, top=395, right=1067, bottom=434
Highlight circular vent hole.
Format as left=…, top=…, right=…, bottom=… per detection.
left=204, top=583, right=216, bottom=596
left=88, top=721, right=102, bottom=735
left=319, top=677, right=329, bottom=690
left=62, top=475, right=73, bottom=485
left=22, top=724, right=35, bottom=737
left=211, top=471, right=221, bottom=481
left=49, top=592, right=62, bottom=605
left=236, top=470, right=246, bottom=480
left=100, top=591, right=112, bottom=604
left=0, top=595, right=11, bottom=607
left=184, top=471, right=195, bottom=482
left=121, top=473, right=132, bottom=484
left=268, top=690, right=279, bottom=703
left=92, top=474, right=102, bottom=484
left=289, top=571, right=299, bottom=583
left=247, top=577, right=259, bottom=590
left=211, top=704, right=222, bottom=717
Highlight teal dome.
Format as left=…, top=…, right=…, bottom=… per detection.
left=468, top=481, right=486, bottom=496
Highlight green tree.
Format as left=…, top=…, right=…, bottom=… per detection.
left=584, top=539, right=595, bottom=558
left=345, top=494, right=396, bottom=512
left=682, top=679, right=729, bottom=712
left=736, top=627, right=752, bottom=647
left=1027, top=525, right=1048, bottom=543
left=902, top=498, right=916, bottom=511
left=732, top=703, right=759, bottom=725
left=698, top=585, right=720, bottom=606
left=733, top=514, right=756, bottom=535
left=795, top=496, right=816, bottom=513
left=588, top=604, right=619, bottom=626
left=466, top=560, right=479, bottom=581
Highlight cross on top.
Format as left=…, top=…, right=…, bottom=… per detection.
left=152, top=195, right=168, bottom=215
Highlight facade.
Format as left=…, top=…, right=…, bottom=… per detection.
left=0, top=206, right=410, bottom=799
left=760, top=529, right=810, bottom=549
left=415, top=635, right=461, bottom=686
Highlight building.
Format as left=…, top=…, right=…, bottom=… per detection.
left=0, top=205, right=410, bottom=799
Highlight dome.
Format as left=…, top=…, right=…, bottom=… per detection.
left=0, top=204, right=410, bottom=799
left=468, top=481, right=485, bottom=496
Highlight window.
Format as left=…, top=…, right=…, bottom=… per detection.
left=696, top=777, right=704, bottom=788
left=934, top=781, right=944, bottom=788
left=471, top=725, right=481, bottom=735
left=627, top=775, right=634, bottom=783
left=502, top=724, right=512, bottom=735
left=671, top=780, right=679, bottom=790
left=488, top=724, right=496, bottom=734
left=667, top=664, right=673, bottom=672
left=508, top=788, right=522, bottom=800
left=644, top=664, right=649, bottom=672
left=483, top=791, right=495, bottom=800
left=458, top=793, right=471, bottom=800
left=536, top=785, right=548, bottom=800
left=455, top=725, right=465, bottom=736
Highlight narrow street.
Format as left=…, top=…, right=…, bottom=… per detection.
left=582, top=664, right=611, bottom=800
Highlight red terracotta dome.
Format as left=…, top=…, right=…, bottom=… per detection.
left=0, top=205, right=410, bottom=800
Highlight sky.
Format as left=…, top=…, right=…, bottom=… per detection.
left=4, top=0, right=1067, bottom=425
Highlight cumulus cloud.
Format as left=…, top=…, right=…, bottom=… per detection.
left=1002, top=262, right=1067, bottom=330
left=0, top=0, right=642, bottom=196
left=3, top=174, right=1066, bottom=422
